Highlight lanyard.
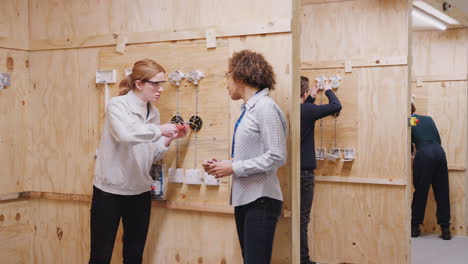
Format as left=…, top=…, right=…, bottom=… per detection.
left=231, top=106, right=247, bottom=158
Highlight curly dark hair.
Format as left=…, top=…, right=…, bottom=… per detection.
left=228, top=50, right=276, bottom=90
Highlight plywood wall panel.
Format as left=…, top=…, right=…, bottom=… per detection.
left=0, top=49, right=31, bottom=194
left=427, top=81, right=467, bottom=168
left=28, top=48, right=101, bottom=195
left=310, top=183, right=408, bottom=264
left=0, top=0, right=29, bottom=50
left=301, top=0, right=411, bottom=262
left=301, top=0, right=408, bottom=62
left=412, top=28, right=468, bottom=236
left=301, top=66, right=408, bottom=181
left=99, top=41, right=232, bottom=208
left=29, top=0, right=291, bottom=49
left=0, top=201, right=33, bottom=264
left=412, top=29, right=467, bottom=77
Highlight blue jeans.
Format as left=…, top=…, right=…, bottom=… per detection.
left=300, top=170, right=315, bottom=263
left=234, top=197, right=283, bottom=264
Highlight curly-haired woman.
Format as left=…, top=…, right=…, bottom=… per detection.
left=203, top=50, right=287, bottom=264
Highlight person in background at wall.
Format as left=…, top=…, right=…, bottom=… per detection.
left=202, top=50, right=287, bottom=264
left=300, top=76, right=341, bottom=264
left=89, top=59, right=188, bottom=264
left=411, top=103, right=451, bottom=240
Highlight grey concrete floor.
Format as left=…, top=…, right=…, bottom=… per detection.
left=412, top=233, right=468, bottom=264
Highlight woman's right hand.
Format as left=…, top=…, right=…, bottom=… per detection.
left=202, top=158, right=219, bottom=172
left=159, top=123, right=178, bottom=138
left=323, top=80, right=332, bottom=91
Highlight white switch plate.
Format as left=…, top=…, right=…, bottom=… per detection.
left=96, top=70, right=117, bottom=84
left=0, top=73, right=11, bottom=90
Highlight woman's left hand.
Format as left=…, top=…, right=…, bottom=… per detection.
left=164, top=124, right=189, bottom=147
left=207, top=160, right=234, bottom=178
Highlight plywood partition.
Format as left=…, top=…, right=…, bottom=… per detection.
left=0, top=0, right=29, bottom=50
left=0, top=2, right=33, bottom=263
left=301, top=0, right=411, bottom=263
left=1, top=0, right=301, bottom=263
left=412, top=28, right=468, bottom=235
left=97, top=34, right=297, bottom=263
left=0, top=49, right=31, bottom=194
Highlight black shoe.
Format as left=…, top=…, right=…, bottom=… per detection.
left=441, top=226, right=452, bottom=240
left=411, top=225, right=421, bottom=237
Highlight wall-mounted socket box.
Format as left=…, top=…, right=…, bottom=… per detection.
left=96, top=70, right=117, bottom=84
left=0, top=73, right=11, bottom=90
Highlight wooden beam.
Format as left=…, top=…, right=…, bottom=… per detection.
left=301, top=56, right=408, bottom=70
left=301, top=0, right=355, bottom=5
left=0, top=191, right=296, bottom=217
left=315, top=176, right=407, bottom=186
left=291, top=0, right=302, bottom=262
left=153, top=201, right=234, bottom=214
left=411, top=74, right=467, bottom=82
left=0, top=192, right=30, bottom=203
left=29, top=19, right=291, bottom=51
left=448, top=165, right=467, bottom=171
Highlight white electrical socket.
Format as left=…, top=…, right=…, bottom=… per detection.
left=0, top=73, right=11, bottom=90
left=168, top=168, right=184, bottom=183
left=96, top=70, right=117, bottom=84
left=204, top=172, right=220, bottom=186
left=343, top=148, right=356, bottom=161
left=315, top=147, right=327, bottom=160
left=185, top=169, right=202, bottom=185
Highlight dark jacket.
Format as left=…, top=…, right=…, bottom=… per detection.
left=300, top=90, right=342, bottom=170
left=411, top=114, right=442, bottom=150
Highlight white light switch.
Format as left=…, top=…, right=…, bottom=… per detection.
left=96, top=70, right=117, bottom=84
left=0, top=73, right=11, bottom=90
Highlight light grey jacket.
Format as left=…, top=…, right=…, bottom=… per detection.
left=94, top=91, right=168, bottom=195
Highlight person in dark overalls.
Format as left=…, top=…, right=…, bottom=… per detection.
left=411, top=103, right=451, bottom=240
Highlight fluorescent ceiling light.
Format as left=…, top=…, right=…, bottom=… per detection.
left=412, top=8, right=447, bottom=30
left=413, top=0, right=460, bottom=25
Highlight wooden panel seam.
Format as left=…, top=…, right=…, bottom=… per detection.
left=0, top=191, right=293, bottom=217
left=301, top=0, right=356, bottom=5
left=301, top=56, right=408, bottom=70
left=411, top=74, right=467, bottom=82
left=29, top=18, right=291, bottom=51
left=448, top=166, right=467, bottom=171
left=315, top=176, right=407, bottom=186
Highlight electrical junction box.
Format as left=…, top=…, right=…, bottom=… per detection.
left=0, top=73, right=11, bottom=90
left=96, top=70, right=117, bottom=84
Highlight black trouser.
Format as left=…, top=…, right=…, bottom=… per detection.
left=89, top=186, right=152, bottom=264
left=412, top=144, right=451, bottom=228
left=234, top=197, right=283, bottom=264
left=300, top=170, right=315, bottom=264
